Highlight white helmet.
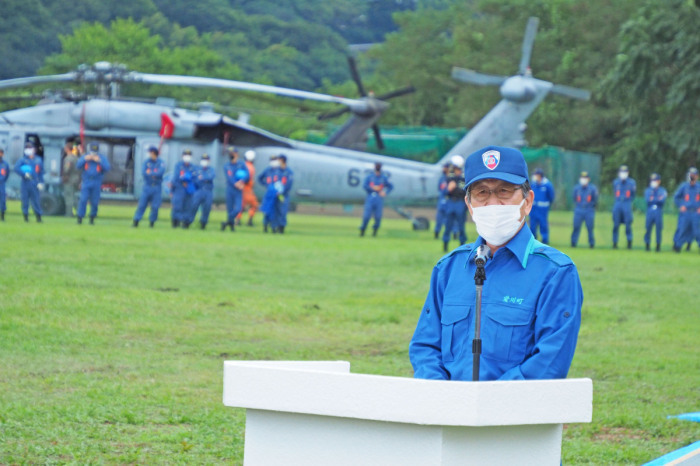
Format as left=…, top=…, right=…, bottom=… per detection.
left=450, top=154, right=465, bottom=168
left=244, top=150, right=256, bottom=162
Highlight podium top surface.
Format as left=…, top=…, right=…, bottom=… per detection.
left=223, top=361, right=592, bottom=427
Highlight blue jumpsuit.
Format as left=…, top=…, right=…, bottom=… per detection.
left=224, top=160, right=249, bottom=225
left=434, top=174, right=448, bottom=237
left=441, top=174, right=467, bottom=246
left=672, top=182, right=700, bottom=249
left=14, top=155, right=44, bottom=216
left=275, top=167, right=294, bottom=229
left=571, top=184, right=598, bottom=247
left=529, top=178, right=555, bottom=244
left=360, top=172, right=394, bottom=233
left=258, top=167, right=280, bottom=230
left=612, top=177, right=636, bottom=245
left=77, top=153, right=111, bottom=220
left=133, top=158, right=165, bottom=224
left=190, top=166, right=216, bottom=226
left=409, top=226, right=583, bottom=381
left=170, top=161, right=196, bottom=224
left=643, top=186, right=667, bottom=247
left=0, top=158, right=9, bottom=216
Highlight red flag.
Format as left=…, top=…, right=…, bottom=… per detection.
left=159, top=113, right=175, bottom=139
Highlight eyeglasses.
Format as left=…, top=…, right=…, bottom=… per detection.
left=469, top=185, right=520, bottom=202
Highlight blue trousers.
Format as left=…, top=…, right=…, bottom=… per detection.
left=644, top=208, right=663, bottom=246
left=360, top=194, right=384, bottom=231
left=20, top=181, right=42, bottom=216
left=673, top=212, right=699, bottom=247
left=171, top=187, right=193, bottom=223
left=612, top=203, right=634, bottom=243
left=191, top=189, right=213, bottom=225
left=275, top=196, right=290, bottom=228
left=78, top=182, right=102, bottom=219
left=133, top=185, right=162, bottom=223
left=442, top=199, right=467, bottom=244
left=529, top=206, right=550, bottom=243
left=226, top=188, right=243, bottom=224
left=0, top=182, right=6, bottom=212
left=434, top=200, right=447, bottom=235
left=572, top=208, right=595, bottom=246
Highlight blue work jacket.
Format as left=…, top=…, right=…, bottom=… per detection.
left=0, top=160, right=10, bottom=183
left=613, top=178, right=636, bottom=205
left=644, top=186, right=667, bottom=211
left=224, top=161, right=250, bottom=189
left=194, top=166, right=215, bottom=191
left=673, top=182, right=700, bottom=212
left=409, top=226, right=583, bottom=381
left=363, top=172, right=393, bottom=197
left=533, top=178, right=555, bottom=209
left=573, top=184, right=598, bottom=210
left=14, top=156, right=44, bottom=183
left=77, top=153, right=111, bottom=182
left=142, top=158, right=165, bottom=186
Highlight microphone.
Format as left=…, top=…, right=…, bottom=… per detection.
left=474, top=245, right=492, bottom=267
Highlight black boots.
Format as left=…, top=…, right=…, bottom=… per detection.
left=0, top=211, right=4, bottom=221
left=172, top=220, right=180, bottom=228
left=77, top=217, right=82, bottom=224
left=24, top=214, right=29, bottom=222
left=133, top=219, right=139, bottom=228
left=200, top=222, right=206, bottom=230
left=89, top=216, right=95, bottom=225
left=36, top=214, right=42, bottom=223
left=372, top=228, right=377, bottom=237
left=359, top=228, right=365, bottom=237
left=443, top=241, right=449, bottom=252
left=627, top=240, right=632, bottom=249
left=149, top=221, right=154, bottom=228
left=220, top=221, right=234, bottom=231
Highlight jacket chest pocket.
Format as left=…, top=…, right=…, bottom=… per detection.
left=482, top=304, right=534, bottom=363
left=440, top=304, right=472, bottom=362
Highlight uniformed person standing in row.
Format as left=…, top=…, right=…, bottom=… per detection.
left=170, top=149, right=196, bottom=228
left=221, top=147, right=249, bottom=231
left=612, top=165, right=636, bottom=249
left=259, top=156, right=280, bottom=233
left=441, top=155, right=467, bottom=251
left=14, top=141, right=44, bottom=222
left=643, top=173, right=667, bottom=252
left=77, top=142, right=110, bottom=225
left=570, top=171, right=598, bottom=248
left=359, top=162, right=393, bottom=237
left=61, top=138, right=81, bottom=217
left=434, top=162, right=450, bottom=239
left=672, top=167, right=700, bottom=253
left=132, top=146, right=165, bottom=228
left=0, top=148, right=9, bottom=221
left=190, top=153, right=215, bottom=229
left=274, top=154, right=293, bottom=234
left=529, top=168, right=555, bottom=244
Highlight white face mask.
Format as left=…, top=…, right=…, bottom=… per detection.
left=470, top=199, right=526, bottom=247
left=201, top=160, right=210, bottom=168
left=580, top=178, right=589, bottom=186
left=619, top=171, right=628, bottom=180
left=24, top=148, right=35, bottom=157
left=650, top=180, right=660, bottom=188
left=182, top=155, right=192, bottom=164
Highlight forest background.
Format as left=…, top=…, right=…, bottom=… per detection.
left=0, top=0, right=698, bottom=188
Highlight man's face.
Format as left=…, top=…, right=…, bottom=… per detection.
left=466, top=179, right=534, bottom=219
left=149, top=151, right=158, bottom=160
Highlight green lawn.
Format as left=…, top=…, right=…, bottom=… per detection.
left=0, top=201, right=698, bottom=464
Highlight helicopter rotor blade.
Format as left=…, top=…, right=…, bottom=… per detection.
left=550, top=84, right=591, bottom=101
left=372, top=124, right=385, bottom=150
left=0, top=73, right=77, bottom=91
left=318, top=107, right=351, bottom=121
left=451, top=67, right=507, bottom=87
left=375, top=85, right=416, bottom=101
left=519, top=17, right=540, bottom=75
left=347, top=56, right=367, bottom=97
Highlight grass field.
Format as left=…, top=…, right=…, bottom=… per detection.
left=0, top=200, right=698, bottom=465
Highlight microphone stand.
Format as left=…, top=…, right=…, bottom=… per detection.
left=472, top=256, right=487, bottom=381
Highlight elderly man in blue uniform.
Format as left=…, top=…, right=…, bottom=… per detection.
left=132, top=146, right=165, bottom=228
left=643, top=173, right=667, bottom=252
left=274, top=154, right=294, bottom=234
left=0, top=149, right=9, bottom=221
left=529, top=167, right=555, bottom=244
left=76, top=142, right=111, bottom=225
left=170, top=149, right=196, bottom=228
left=221, top=147, right=249, bottom=232
left=14, top=141, right=45, bottom=223
left=434, top=163, right=450, bottom=239
left=672, top=167, right=700, bottom=253
left=359, top=162, right=393, bottom=237
left=409, top=146, right=583, bottom=381
left=189, top=153, right=216, bottom=229
left=441, top=155, right=468, bottom=252
left=571, top=171, right=598, bottom=248
left=612, top=165, right=636, bottom=249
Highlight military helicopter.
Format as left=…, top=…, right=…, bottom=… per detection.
left=0, top=17, right=588, bottom=229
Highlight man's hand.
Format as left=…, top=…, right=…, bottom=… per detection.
left=680, top=206, right=687, bottom=213
left=24, top=173, right=31, bottom=180
left=447, top=180, right=457, bottom=192
left=37, top=183, right=44, bottom=191
left=234, top=180, right=245, bottom=190
left=379, top=190, right=386, bottom=197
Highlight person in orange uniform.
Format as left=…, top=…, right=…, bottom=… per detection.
left=236, top=150, right=259, bottom=227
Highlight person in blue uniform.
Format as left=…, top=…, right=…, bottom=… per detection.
left=434, top=163, right=450, bottom=239
left=274, top=154, right=294, bottom=234
left=258, top=156, right=280, bottom=233
left=0, top=149, right=9, bottom=221
left=170, top=149, right=196, bottom=228
left=189, top=153, right=216, bottom=229
left=221, top=147, right=249, bottom=231
left=612, top=165, right=636, bottom=249
left=571, top=171, right=598, bottom=248
left=76, top=142, right=111, bottom=225
left=441, top=155, right=468, bottom=251
left=672, top=167, right=700, bottom=253
left=643, top=173, right=667, bottom=252
left=529, top=167, right=555, bottom=244
left=409, top=145, right=582, bottom=382
left=14, top=141, right=45, bottom=222
left=132, top=146, right=165, bottom=228
left=359, top=162, right=393, bottom=237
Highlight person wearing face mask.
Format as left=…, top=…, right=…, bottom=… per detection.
left=76, top=142, right=111, bottom=225
left=189, top=153, right=216, bottom=229
left=0, top=149, right=9, bottom=221
left=14, top=141, right=45, bottom=222
left=170, top=149, right=196, bottom=228
left=133, top=146, right=166, bottom=228
left=643, top=173, right=667, bottom=252
left=528, top=168, right=555, bottom=244
left=258, top=156, right=281, bottom=233
left=612, top=165, right=637, bottom=249
left=221, top=147, right=249, bottom=231
left=571, top=171, right=598, bottom=248
left=409, top=145, right=582, bottom=381
left=359, top=162, right=394, bottom=237
left=672, top=167, right=700, bottom=253
left=440, top=155, right=467, bottom=251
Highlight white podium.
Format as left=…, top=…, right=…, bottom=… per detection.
left=223, top=361, right=592, bottom=466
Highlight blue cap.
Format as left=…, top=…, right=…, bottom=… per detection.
left=201, top=153, right=210, bottom=160
left=88, top=142, right=99, bottom=152
left=619, top=165, right=629, bottom=172
left=464, top=146, right=529, bottom=188
left=534, top=167, right=544, bottom=176
left=278, top=154, right=287, bottom=162
left=689, top=167, right=698, bottom=176
left=650, top=173, right=660, bottom=181
left=25, top=141, right=35, bottom=148
left=147, top=145, right=158, bottom=153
